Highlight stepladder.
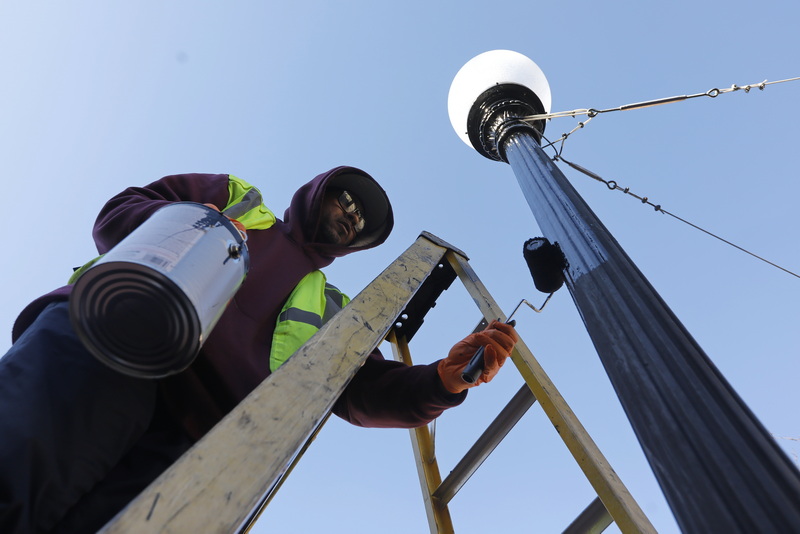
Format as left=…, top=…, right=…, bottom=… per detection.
left=98, top=231, right=655, bottom=534
left=386, top=233, right=655, bottom=534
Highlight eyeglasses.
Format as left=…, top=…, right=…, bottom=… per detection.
left=337, top=190, right=365, bottom=233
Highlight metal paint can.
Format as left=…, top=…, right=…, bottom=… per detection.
left=69, top=202, right=249, bottom=378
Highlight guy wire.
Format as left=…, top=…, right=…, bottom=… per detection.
left=524, top=76, right=800, bottom=123
left=554, top=155, right=800, bottom=280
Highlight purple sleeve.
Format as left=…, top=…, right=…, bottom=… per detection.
left=12, top=174, right=232, bottom=342
left=332, top=350, right=468, bottom=428
left=93, top=173, right=231, bottom=253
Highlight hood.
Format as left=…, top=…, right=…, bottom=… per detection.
left=283, top=166, right=394, bottom=258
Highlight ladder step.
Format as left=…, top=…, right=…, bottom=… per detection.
left=562, top=497, right=613, bottom=534
left=433, top=384, right=536, bottom=505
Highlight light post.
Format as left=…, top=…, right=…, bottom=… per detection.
left=448, top=50, right=800, bottom=533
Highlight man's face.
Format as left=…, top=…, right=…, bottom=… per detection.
left=318, top=190, right=365, bottom=245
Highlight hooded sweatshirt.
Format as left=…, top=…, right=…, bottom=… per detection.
left=12, top=167, right=465, bottom=439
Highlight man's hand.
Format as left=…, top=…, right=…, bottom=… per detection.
left=437, top=320, right=519, bottom=394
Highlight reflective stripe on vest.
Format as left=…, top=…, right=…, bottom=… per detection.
left=226, top=175, right=276, bottom=230
left=270, top=271, right=351, bottom=372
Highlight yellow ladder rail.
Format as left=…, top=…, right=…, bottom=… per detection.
left=389, top=330, right=455, bottom=534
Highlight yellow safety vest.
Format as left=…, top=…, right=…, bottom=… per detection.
left=270, top=270, right=350, bottom=372
left=223, top=175, right=352, bottom=371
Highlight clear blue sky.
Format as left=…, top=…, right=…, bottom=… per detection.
left=1, top=1, right=798, bottom=532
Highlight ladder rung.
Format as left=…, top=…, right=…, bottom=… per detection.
left=433, top=384, right=536, bottom=505
left=562, top=497, right=613, bottom=534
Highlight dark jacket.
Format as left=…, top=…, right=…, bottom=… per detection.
left=13, top=167, right=465, bottom=439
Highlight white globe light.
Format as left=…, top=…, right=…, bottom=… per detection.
left=447, top=50, right=552, bottom=148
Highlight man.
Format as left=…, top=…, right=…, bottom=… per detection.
left=0, top=166, right=518, bottom=533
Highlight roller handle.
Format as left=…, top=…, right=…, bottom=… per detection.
left=460, top=346, right=486, bottom=384
left=460, top=319, right=516, bottom=384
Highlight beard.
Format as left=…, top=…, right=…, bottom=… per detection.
left=318, top=216, right=353, bottom=245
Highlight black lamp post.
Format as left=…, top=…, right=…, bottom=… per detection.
left=448, top=50, right=800, bottom=534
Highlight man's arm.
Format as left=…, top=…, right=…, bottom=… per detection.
left=332, top=321, right=518, bottom=428
left=12, top=174, right=234, bottom=342
left=332, top=352, right=467, bottom=429
left=93, top=173, right=231, bottom=253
